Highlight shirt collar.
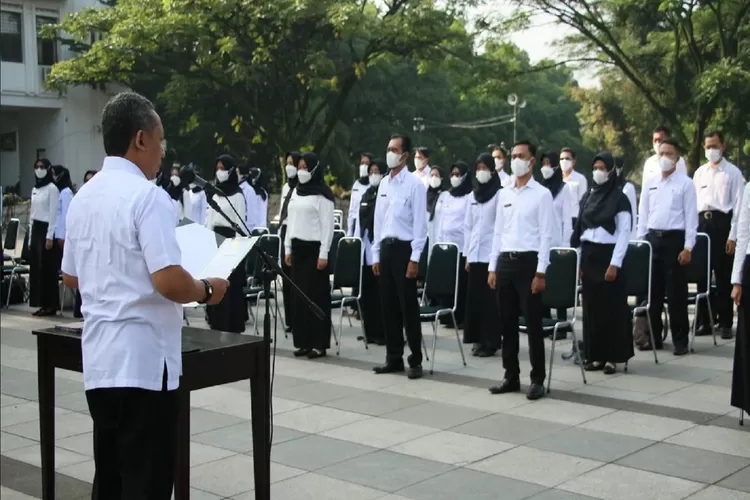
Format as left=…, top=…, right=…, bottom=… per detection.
left=102, top=156, right=148, bottom=180
left=391, top=166, right=408, bottom=184
left=511, top=176, right=539, bottom=192
left=710, top=158, right=726, bottom=171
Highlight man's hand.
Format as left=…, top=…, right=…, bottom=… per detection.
left=678, top=249, right=692, bottom=266
left=727, top=239, right=736, bottom=255
left=56, top=239, right=64, bottom=250
left=317, top=258, right=328, bottom=271
left=488, top=271, right=496, bottom=290
left=284, top=254, right=292, bottom=267
left=731, top=284, right=742, bottom=306
left=465, top=261, right=470, bottom=272
left=406, top=261, right=418, bottom=279
left=531, top=275, right=546, bottom=294
left=205, top=278, right=229, bottom=305
left=45, top=239, right=53, bottom=250
left=604, top=265, right=618, bottom=282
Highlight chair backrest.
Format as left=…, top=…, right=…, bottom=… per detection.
left=333, top=210, right=343, bottom=226
left=268, top=220, right=280, bottom=235
left=333, top=237, right=362, bottom=290
left=327, top=230, right=345, bottom=274
left=249, top=234, right=280, bottom=281
left=424, top=243, right=459, bottom=305
left=622, top=240, right=652, bottom=301
left=687, top=232, right=710, bottom=287
left=417, top=238, right=429, bottom=282
left=542, top=248, right=579, bottom=309
left=3, top=218, right=19, bottom=252
left=334, top=223, right=342, bottom=231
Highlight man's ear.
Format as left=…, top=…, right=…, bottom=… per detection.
left=134, top=130, right=146, bottom=152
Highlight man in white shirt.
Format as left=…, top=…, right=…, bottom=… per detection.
left=492, top=144, right=513, bottom=188
left=488, top=140, right=553, bottom=400
left=412, top=146, right=431, bottom=188
left=61, top=92, right=229, bottom=499
left=641, top=125, right=688, bottom=186
left=637, top=137, right=698, bottom=355
left=372, top=134, right=428, bottom=379
left=559, top=147, right=589, bottom=204
left=693, top=130, right=745, bottom=339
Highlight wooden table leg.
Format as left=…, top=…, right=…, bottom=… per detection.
left=174, top=386, right=191, bottom=500
left=37, top=336, right=55, bottom=500
left=250, top=343, right=271, bottom=500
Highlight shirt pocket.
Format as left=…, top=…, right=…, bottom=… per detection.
left=670, top=188, right=683, bottom=211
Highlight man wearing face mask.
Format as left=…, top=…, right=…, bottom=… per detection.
left=492, top=145, right=513, bottom=188
left=372, top=134, right=428, bottom=379
left=614, top=157, right=638, bottom=238
left=347, top=153, right=374, bottom=237
left=488, top=140, right=553, bottom=400
left=637, top=138, right=698, bottom=355
left=642, top=125, right=688, bottom=187
left=559, top=147, right=588, bottom=205
left=412, top=147, right=431, bottom=188
left=692, top=130, right=745, bottom=340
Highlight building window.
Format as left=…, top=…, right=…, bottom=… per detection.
left=1, top=10, right=23, bottom=63
left=36, top=15, right=58, bottom=66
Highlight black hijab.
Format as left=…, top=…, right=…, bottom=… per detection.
left=473, top=153, right=501, bottom=204
left=215, top=154, right=242, bottom=197
left=34, top=158, right=54, bottom=189
left=51, top=165, right=73, bottom=192
left=449, top=161, right=473, bottom=198
left=426, top=166, right=444, bottom=221
left=571, top=152, right=632, bottom=246
left=295, top=152, right=335, bottom=202
left=280, top=151, right=301, bottom=224
left=359, top=158, right=385, bottom=242
left=163, top=168, right=184, bottom=203
left=540, top=151, right=564, bottom=199
left=358, top=152, right=375, bottom=186
left=249, top=167, right=268, bottom=201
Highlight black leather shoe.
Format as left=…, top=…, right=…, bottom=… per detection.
left=373, top=362, right=405, bottom=374
left=306, top=349, right=327, bottom=359
left=476, top=349, right=497, bottom=358
left=694, top=325, right=712, bottom=337
left=488, top=379, right=521, bottom=394
left=526, top=383, right=545, bottom=400
left=407, top=366, right=423, bottom=379
left=293, top=348, right=311, bottom=357
left=673, top=345, right=689, bottom=356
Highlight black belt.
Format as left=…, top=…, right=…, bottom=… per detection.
left=699, top=210, right=732, bottom=221
left=382, top=237, right=411, bottom=245
left=648, top=229, right=685, bottom=238
left=500, top=251, right=537, bottom=260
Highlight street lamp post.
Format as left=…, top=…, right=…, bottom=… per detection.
left=412, top=116, right=425, bottom=146
left=506, top=94, right=527, bottom=144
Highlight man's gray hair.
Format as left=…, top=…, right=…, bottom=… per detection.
left=101, top=92, right=157, bottom=157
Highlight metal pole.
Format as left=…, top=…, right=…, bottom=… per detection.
left=512, top=102, right=517, bottom=144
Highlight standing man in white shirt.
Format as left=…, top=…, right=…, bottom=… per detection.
left=492, top=144, right=513, bottom=188
left=637, top=138, right=698, bottom=355
left=61, top=92, right=229, bottom=499
left=693, top=130, right=744, bottom=339
left=488, top=140, right=553, bottom=400
left=560, top=147, right=589, bottom=203
left=642, top=125, right=688, bottom=186
left=412, top=146, right=431, bottom=188
left=372, top=134, right=428, bottom=379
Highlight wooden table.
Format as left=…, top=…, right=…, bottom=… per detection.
left=32, top=326, right=271, bottom=500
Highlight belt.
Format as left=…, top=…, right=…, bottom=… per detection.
left=500, top=251, right=537, bottom=260
left=648, top=229, right=685, bottom=238
left=382, top=237, right=411, bottom=245
left=700, top=210, right=731, bottom=220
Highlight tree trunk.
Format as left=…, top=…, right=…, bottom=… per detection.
left=689, top=108, right=711, bottom=174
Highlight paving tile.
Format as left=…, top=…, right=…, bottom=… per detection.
left=579, top=410, right=696, bottom=441
left=4, top=444, right=90, bottom=469
left=559, top=463, right=705, bottom=500
left=271, top=397, right=311, bottom=415
left=189, top=408, right=246, bottom=435
left=468, top=446, right=603, bottom=487
left=1, top=431, right=36, bottom=453
left=56, top=432, right=93, bottom=457
left=189, top=442, right=236, bottom=467
left=452, top=413, right=568, bottom=445
left=397, top=467, right=545, bottom=500
left=193, top=422, right=306, bottom=453
left=58, top=459, right=94, bottom=482
left=325, top=371, right=404, bottom=390
left=390, top=430, right=514, bottom=466
left=0, top=395, right=28, bottom=407
left=686, top=486, right=750, bottom=500
left=270, top=435, right=379, bottom=471
left=273, top=381, right=361, bottom=404
left=382, top=401, right=491, bottom=430
left=450, top=389, right=532, bottom=413
left=572, top=385, right=654, bottom=402
left=317, top=450, right=454, bottom=493
left=718, top=466, right=750, bottom=493
left=651, top=385, right=734, bottom=415
left=321, top=417, right=437, bottom=449
left=529, top=426, right=654, bottom=462
left=503, top=399, right=613, bottom=426
left=666, top=426, right=750, bottom=459
left=1, top=401, right=70, bottom=428
left=264, top=472, right=385, bottom=500
left=527, top=490, right=599, bottom=500
left=3, top=411, right=92, bottom=441
left=617, top=443, right=750, bottom=484
left=273, top=405, right=366, bottom=434
left=55, top=391, right=90, bottom=414
left=0, top=486, right=39, bottom=500
left=186, top=489, right=223, bottom=500
left=594, top=374, right=693, bottom=395
left=322, top=391, right=426, bottom=416
left=190, top=455, right=304, bottom=497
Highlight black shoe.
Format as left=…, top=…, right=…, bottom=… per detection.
left=476, top=349, right=497, bottom=358
left=307, top=349, right=327, bottom=359
left=373, top=362, right=405, bottom=374
left=488, top=379, right=521, bottom=394
left=293, top=348, right=311, bottom=357
left=673, top=345, right=689, bottom=356
left=603, top=363, right=616, bottom=375
left=720, top=327, right=733, bottom=340
left=407, top=366, right=423, bottom=379
left=526, top=383, right=545, bottom=400
left=694, top=325, right=712, bottom=337
left=471, top=343, right=481, bottom=356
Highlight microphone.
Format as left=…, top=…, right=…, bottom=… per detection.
left=179, top=166, right=225, bottom=197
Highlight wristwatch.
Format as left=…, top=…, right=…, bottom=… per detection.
left=197, top=279, right=213, bottom=304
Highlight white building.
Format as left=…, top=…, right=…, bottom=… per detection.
left=1, top=0, right=113, bottom=196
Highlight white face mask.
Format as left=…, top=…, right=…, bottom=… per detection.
left=359, top=164, right=369, bottom=177
left=653, top=142, right=661, bottom=155
left=35, top=168, right=47, bottom=179
left=216, top=170, right=230, bottom=183
left=298, top=169, right=312, bottom=184
left=285, top=164, right=297, bottom=179
left=705, top=148, right=722, bottom=164
left=415, top=158, right=427, bottom=170
left=659, top=156, right=675, bottom=172
left=560, top=159, right=573, bottom=173
left=592, top=169, right=610, bottom=185
left=450, top=175, right=463, bottom=188
left=540, top=166, right=555, bottom=179
left=369, top=174, right=382, bottom=187
left=429, top=176, right=442, bottom=189
left=510, top=158, right=530, bottom=177
left=170, top=175, right=181, bottom=187
left=475, top=170, right=492, bottom=184
left=189, top=183, right=197, bottom=189
left=386, top=151, right=403, bottom=169
left=494, top=158, right=504, bottom=171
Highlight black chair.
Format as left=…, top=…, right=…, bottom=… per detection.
left=268, top=220, right=280, bottom=235
left=3, top=218, right=30, bottom=308
left=3, top=218, right=19, bottom=261
left=687, top=232, right=715, bottom=351
left=622, top=240, right=659, bottom=364
left=327, top=230, right=345, bottom=277
left=245, top=235, right=283, bottom=335
left=420, top=242, right=466, bottom=374
left=330, top=237, right=365, bottom=354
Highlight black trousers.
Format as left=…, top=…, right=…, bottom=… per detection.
left=85, top=374, right=178, bottom=500
left=463, top=262, right=501, bottom=350
left=697, top=211, right=733, bottom=329
left=280, top=226, right=294, bottom=329
left=290, top=239, right=331, bottom=350
left=380, top=239, right=423, bottom=367
left=647, top=230, right=689, bottom=348
left=731, top=255, right=750, bottom=413
left=361, top=264, right=385, bottom=343
left=496, top=252, right=545, bottom=384
left=29, top=220, right=59, bottom=309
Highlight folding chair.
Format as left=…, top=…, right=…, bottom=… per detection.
left=687, top=232, right=715, bottom=351
left=419, top=242, right=466, bottom=374
left=416, top=238, right=429, bottom=297
left=244, top=235, right=284, bottom=335
left=3, top=219, right=30, bottom=308
left=540, top=248, right=586, bottom=393
left=327, top=230, right=345, bottom=277
left=268, top=220, right=280, bottom=235
left=330, top=237, right=365, bottom=354
left=333, top=210, right=343, bottom=228
left=622, top=240, right=659, bottom=364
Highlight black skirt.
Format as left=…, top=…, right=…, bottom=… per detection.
left=463, top=262, right=500, bottom=350
left=732, top=255, right=750, bottom=413
left=280, top=225, right=294, bottom=329
left=291, top=239, right=332, bottom=350
left=361, top=264, right=385, bottom=343
left=581, top=242, right=633, bottom=364
left=28, top=220, right=60, bottom=309
left=205, top=227, right=246, bottom=333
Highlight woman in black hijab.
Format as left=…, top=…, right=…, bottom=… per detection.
left=358, top=158, right=386, bottom=345
left=464, top=153, right=502, bottom=356
left=74, top=170, right=96, bottom=318
left=29, top=158, right=60, bottom=316
left=279, top=151, right=301, bottom=333
left=284, top=152, right=334, bottom=358
left=571, top=152, right=633, bottom=374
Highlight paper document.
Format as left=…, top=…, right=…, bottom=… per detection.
left=176, top=222, right=219, bottom=277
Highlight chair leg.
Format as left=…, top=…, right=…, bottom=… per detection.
left=355, top=298, right=368, bottom=349
left=572, top=329, right=587, bottom=384
left=183, top=310, right=190, bottom=326
left=336, top=301, right=345, bottom=354
left=6, top=271, right=15, bottom=308
left=663, top=305, right=669, bottom=342
left=547, top=325, right=558, bottom=394
left=645, top=310, right=659, bottom=364
left=422, top=330, right=430, bottom=362
left=430, top=318, right=438, bottom=375
left=706, top=297, right=717, bottom=346
left=451, top=311, right=466, bottom=367
left=624, top=361, right=628, bottom=373
left=741, top=409, right=745, bottom=426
